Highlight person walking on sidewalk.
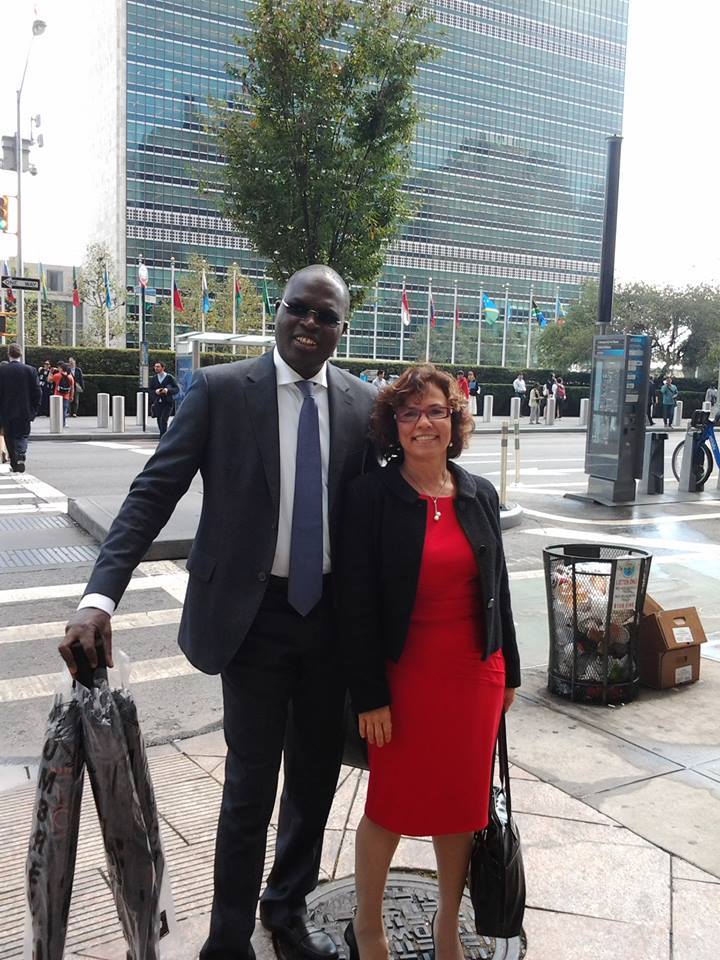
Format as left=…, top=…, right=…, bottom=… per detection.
left=660, top=377, right=678, bottom=428
left=68, top=357, right=84, bottom=417
left=149, top=361, right=179, bottom=437
left=60, top=265, right=377, bottom=960
left=37, top=359, right=53, bottom=416
left=51, top=362, right=75, bottom=426
left=0, top=343, right=42, bottom=473
left=553, top=377, right=566, bottom=419
left=339, top=364, right=520, bottom=960
left=467, top=370, right=479, bottom=416
left=512, top=371, right=526, bottom=413
left=529, top=382, right=542, bottom=424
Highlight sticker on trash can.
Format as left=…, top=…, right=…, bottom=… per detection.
left=675, top=664, right=693, bottom=684
left=673, top=626, right=694, bottom=645
left=611, top=560, right=640, bottom=615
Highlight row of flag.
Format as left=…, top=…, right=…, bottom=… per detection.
left=403, top=280, right=567, bottom=329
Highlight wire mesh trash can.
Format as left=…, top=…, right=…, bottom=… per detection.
left=544, top=544, right=652, bottom=705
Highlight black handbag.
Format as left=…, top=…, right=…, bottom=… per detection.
left=469, top=713, right=526, bottom=938
left=341, top=695, right=369, bottom=770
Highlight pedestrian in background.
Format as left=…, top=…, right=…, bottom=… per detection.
left=37, top=359, right=53, bottom=416
left=467, top=370, right=479, bottom=415
left=553, top=376, right=566, bottom=419
left=0, top=343, right=42, bottom=472
left=0, top=360, right=9, bottom=464
left=647, top=376, right=657, bottom=425
left=51, top=361, right=74, bottom=426
left=149, top=361, right=179, bottom=437
left=529, top=382, right=541, bottom=424
left=661, top=377, right=678, bottom=428
left=541, top=373, right=556, bottom=416
left=512, top=371, right=527, bottom=413
left=372, top=369, right=389, bottom=391
left=68, top=357, right=84, bottom=417
left=456, top=370, right=470, bottom=402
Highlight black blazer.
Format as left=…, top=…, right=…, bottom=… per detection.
left=149, top=372, right=179, bottom=408
left=0, top=360, right=42, bottom=429
left=84, top=351, right=377, bottom=674
left=339, top=460, right=521, bottom=713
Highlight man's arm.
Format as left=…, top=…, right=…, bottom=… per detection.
left=30, top=367, right=42, bottom=414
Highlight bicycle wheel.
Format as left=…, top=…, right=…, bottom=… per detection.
left=671, top=440, right=713, bottom=484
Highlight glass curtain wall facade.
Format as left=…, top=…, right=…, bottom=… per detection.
left=126, top=0, right=628, bottom=363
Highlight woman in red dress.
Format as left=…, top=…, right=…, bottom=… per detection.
left=339, top=365, right=520, bottom=960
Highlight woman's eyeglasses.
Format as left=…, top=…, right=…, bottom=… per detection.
left=395, top=405, right=452, bottom=425
left=280, top=298, right=342, bottom=327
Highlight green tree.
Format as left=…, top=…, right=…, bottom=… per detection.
left=24, top=299, right=66, bottom=346
left=78, top=241, right=125, bottom=346
left=212, top=0, right=437, bottom=305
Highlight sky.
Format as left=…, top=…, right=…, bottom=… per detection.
left=1, top=0, right=719, bottom=287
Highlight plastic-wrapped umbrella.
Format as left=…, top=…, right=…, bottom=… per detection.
left=25, top=688, right=85, bottom=960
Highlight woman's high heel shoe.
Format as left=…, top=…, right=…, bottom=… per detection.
left=344, top=921, right=360, bottom=960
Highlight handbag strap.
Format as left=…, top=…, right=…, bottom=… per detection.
left=489, top=713, right=513, bottom=818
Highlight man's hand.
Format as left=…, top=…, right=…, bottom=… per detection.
left=359, top=706, right=392, bottom=747
left=503, top=688, right=516, bottom=713
left=59, top=608, right=113, bottom=676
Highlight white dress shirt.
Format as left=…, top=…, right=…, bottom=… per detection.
left=79, top=348, right=331, bottom=616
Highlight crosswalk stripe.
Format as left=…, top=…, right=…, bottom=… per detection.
left=0, top=655, right=197, bottom=703
left=0, top=570, right=188, bottom=605
left=0, top=607, right=182, bottom=645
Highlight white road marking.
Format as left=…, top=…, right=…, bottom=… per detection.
left=524, top=526, right=720, bottom=555
left=0, top=492, right=35, bottom=500
left=0, top=607, right=182, bottom=645
left=0, top=501, right=68, bottom=516
left=0, top=655, right=197, bottom=703
left=521, top=507, right=720, bottom=527
left=0, top=568, right=188, bottom=605
left=83, top=441, right=154, bottom=456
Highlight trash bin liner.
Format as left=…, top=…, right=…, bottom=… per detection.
left=25, top=686, right=85, bottom=960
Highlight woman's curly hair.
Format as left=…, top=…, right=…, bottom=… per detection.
left=370, top=364, right=474, bottom=461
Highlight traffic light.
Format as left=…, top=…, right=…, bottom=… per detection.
left=0, top=196, right=8, bottom=233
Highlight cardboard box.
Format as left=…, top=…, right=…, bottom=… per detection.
left=638, top=595, right=707, bottom=689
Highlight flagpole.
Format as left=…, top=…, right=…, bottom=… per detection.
left=105, top=301, right=110, bottom=348
left=554, top=284, right=560, bottom=323
left=526, top=284, right=534, bottom=368
left=372, top=284, right=378, bottom=360
left=231, top=266, right=237, bottom=356
left=261, top=273, right=267, bottom=337
left=451, top=280, right=458, bottom=365
left=170, top=256, right=176, bottom=351
left=399, top=276, right=405, bottom=363
left=72, top=304, right=76, bottom=347
left=425, top=277, right=432, bottom=362
left=502, top=284, right=509, bottom=368
left=37, top=282, right=42, bottom=346
left=346, top=320, right=351, bottom=358
left=476, top=287, right=483, bottom=367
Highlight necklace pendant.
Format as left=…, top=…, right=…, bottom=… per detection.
left=434, top=510, right=442, bottom=522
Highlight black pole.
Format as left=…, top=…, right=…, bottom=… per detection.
left=140, top=285, right=146, bottom=433
left=597, top=135, right=622, bottom=334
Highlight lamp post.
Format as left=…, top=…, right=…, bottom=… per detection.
left=16, top=16, right=47, bottom=358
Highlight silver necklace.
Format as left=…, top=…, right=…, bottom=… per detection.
left=403, top=468, right=450, bottom=521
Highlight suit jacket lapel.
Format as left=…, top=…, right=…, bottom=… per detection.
left=245, top=352, right=281, bottom=513
left=327, top=365, right=354, bottom=522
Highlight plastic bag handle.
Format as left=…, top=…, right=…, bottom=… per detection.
left=71, top=641, right=108, bottom=689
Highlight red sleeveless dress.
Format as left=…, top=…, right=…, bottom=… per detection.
left=365, top=495, right=506, bottom=836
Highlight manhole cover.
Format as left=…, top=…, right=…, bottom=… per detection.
left=307, top=873, right=526, bottom=959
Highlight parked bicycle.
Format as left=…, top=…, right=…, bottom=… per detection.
left=671, top=410, right=720, bottom=484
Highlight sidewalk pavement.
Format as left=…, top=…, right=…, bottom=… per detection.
left=2, top=686, right=719, bottom=960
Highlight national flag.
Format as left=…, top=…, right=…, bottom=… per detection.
left=72, top=267, right=80, bottom=307
left=455, top=303, right=461, bottom=327
left=235, top=275, right=243, bottom=310
left=201, top=269, right=210, bottom=314
left=103, top=267, right=113, bottom=309
left=138, top=262, right=149, bottom=289
left=401, top=283, right=411, bottom=326
left=3, top=262, right=16, bottom=304
left=555, top=294, right=566, bottom=324
left=262, top=276, right=273, bottom=315
left=429, top=296, right=436, bottom=327
left=532, top=299, right=548, bottom=327
left=482, top=293, right=499, bottom=324
left=39, top=263, right=49, bottom=302
left=173, top=280, right=185, bottom=312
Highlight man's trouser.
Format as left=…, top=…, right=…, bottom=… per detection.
left=4, top=418, right=30, bottom=465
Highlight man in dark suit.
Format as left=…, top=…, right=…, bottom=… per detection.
left=149, top=360, right=179, bottom=436
left=0, top=343, right=42, bottom=473
left=61, top=265, right=377, bottom=960
left=68, top=356, right=84, bottom=417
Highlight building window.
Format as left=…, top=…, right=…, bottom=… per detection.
left=47, top=270, right=64, bottom=292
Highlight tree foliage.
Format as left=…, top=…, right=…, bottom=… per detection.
left=537, top=281, right=720, bottom=375
left=78, top=241, right=125, bottom=346
left=212, top=0, right=437, bottom=306
left=167, top=255, right=265, bottom=341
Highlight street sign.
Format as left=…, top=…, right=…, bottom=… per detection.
left=1, top=275, right=40, bottom=291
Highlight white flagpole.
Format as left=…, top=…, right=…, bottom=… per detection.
left=425, top=277, right=432, bottom=362
left=501, top=285, right=509, bottom=368
left=399, top=276, right=406, bottom=363
left=526, top=284, right=534, bottom=368
left=476, top=287, right=483, bottom=367
left=170, top=256, right=176, bottom=351
left=451, top=280, right=458, bottom=365
left=37, top=284, right=42, bottom=346
left=554, top=284, right=560, bottom=323
left=105, top=301, right=110, bottom=347
left=231, top=266, right=237, bottom=355
left=372, top=284, right=378, bottom=360
left=72, top=304, right=76, bottom=348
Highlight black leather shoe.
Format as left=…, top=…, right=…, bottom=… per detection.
left=267, top=916, right=339, bottom=960
left=343, top=922, right=359, bottom=960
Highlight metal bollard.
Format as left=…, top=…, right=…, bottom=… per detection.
left=702, top=401, right=712, bottom=412
left=482, top=394, right=494, bottom=423
left=499, top=421, right=509, bottom=509
left=510, top=396, right=521, bottom=421
left=111, top=395, right=125, bottom=433
left=49, top=395, right=63, bottom=434
left=513, top=419, right=520, bottom=485
left=672, top=400, right=684, bottom=428
left=135, top=391, right=147, bottom=427
left=97, top=393, right=110, bottom=429
left=579, top=397, right=589, bottom=427
left=545, top=396, right=556, bottom=425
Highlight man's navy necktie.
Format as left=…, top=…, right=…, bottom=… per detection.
left=287, top=380, right=324, bottom=616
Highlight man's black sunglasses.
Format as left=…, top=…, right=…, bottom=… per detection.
left=280, top=298, right=343, bottom=327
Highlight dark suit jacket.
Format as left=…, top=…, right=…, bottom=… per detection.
left=338, top=460, right=521, bottom=713
left=0, top=360, right=42, bottom=431
left=84, top=351, right=377, bottom=674
left=149, top=373, right=179, bottom=410
left=69, top=365, right=84, bottom=390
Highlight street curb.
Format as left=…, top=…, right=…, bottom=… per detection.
left=500, top=502, right=523, bottom=529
